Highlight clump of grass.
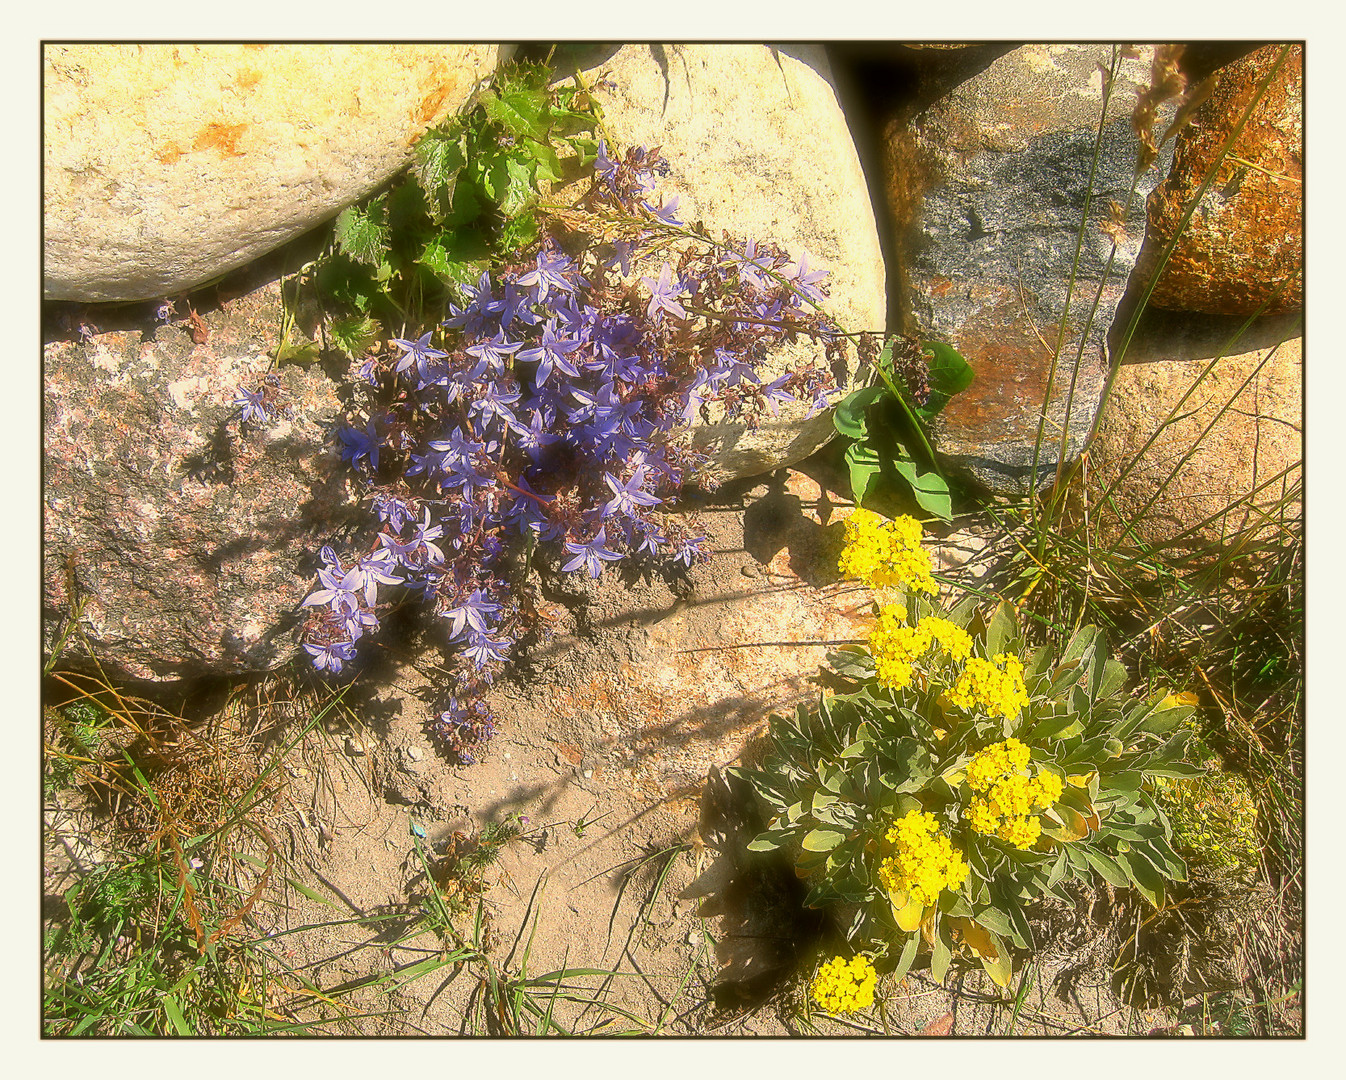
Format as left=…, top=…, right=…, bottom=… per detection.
left=975, top=44, right=1302, bottom=1028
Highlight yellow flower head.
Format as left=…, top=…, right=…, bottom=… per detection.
left=838, top=509, right=937, bottom=594
left=946, top=653, right=1029, bottom=721
left=810, top=955, right=878, bottom=1014
left=868, top=612, right=973, bottom=692
left=876, top=810, right=968, bottom=908
left=963, top=739, right=1061, bottom=850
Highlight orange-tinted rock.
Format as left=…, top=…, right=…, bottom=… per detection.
left=1140, top=44, right=1302, bottom=315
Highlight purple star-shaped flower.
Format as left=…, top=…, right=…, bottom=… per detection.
left=391, top=331, right=449, bottom=386
left=233, top=386, right=272, bottom=426
left=304, top=637, right=358, bottom=673
left=302, top=565, right=365, bottom=615
left=640, top=263, right=688, bottom=322
left=441, top=588, right=502, bottom=642
left=561, top=526, right=625, bottom=578
left=601, top=465, right=662, bottom=519
left=517, top=247, right=581, bottom=302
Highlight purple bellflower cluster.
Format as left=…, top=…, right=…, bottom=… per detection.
left=293, top=140, right=845, bottom=761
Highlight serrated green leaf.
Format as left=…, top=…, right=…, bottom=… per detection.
left=417, top=244, right=486, bottom=295
left=334, top=199, right=389, bottom=267
left=326, top=314, right=380, bottom=360
left=480, top=87, right=549, bottom=140
left=492, top=154, right=537, bottom=219
left=833, top=385, right=888, bottom=439
left=500, top=210, right=540, bottom=252
left=413, top=129, right=467, bottom=221
left=524, top=138, right=564, bottom=184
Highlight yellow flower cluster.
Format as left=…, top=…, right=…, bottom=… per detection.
left=810, top=954, right=878, bottom=1013
left=868, top=608, right=973, bottom=691
left=963, top=739, right=1064, bottom=850
left=945, top=653, right=1029, bottom=721
left=837, top=509, right=937, bottom=594
left=876, top=810, right=968, bottom=908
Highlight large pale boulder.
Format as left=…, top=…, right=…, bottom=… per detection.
left=888, top=45, right=1176, bottom=494
left=567, top=44, right=887, bottom=482
left=1088, top=337, right=1302, bottom=553
left=44, top=44, right=504, bottom=302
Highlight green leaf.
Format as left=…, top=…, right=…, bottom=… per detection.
left=913, top=340, right=975, bottom=422
left=891, top=930, right=921, bottom=985
left=418, top=233, right=490, bottom=292
left=480, top=87, right=549, bottom=141
left=973, top=904, right=1014, bottom=939
left=1078, top=846, right=1130, bottom=888
left=327, top=314, right=381, bottom=360
left=930, top=916, right=952, bottom=984
left=800, top=827, right=846, bottom=852
left=443, top=179, right=485, bottom=228
left=287, top=878, right=344, bottom=910
left=845, top=441, right=884, bottom=505
left=413, top=129, right=467, bottom=220
left=1119, top=850, right=1166, bottom=908
left=333, top=199, right=390, bottom=267
left=746, top=831, right=789, bottom=854
left=1060, top=625, right=1099, bottom=667
left=524, top=138, right=564, bottom=184
left=833, top=385, right=887, bottom=439
left=493, top=154, right=538, bottom=219
left=499, top=210, right=540, bottom=252
left=1093, top=659, right=1128, bottom=700
left=160, top=993, right=193, bottom=1036
left=1135, top=704, right=1197, bottom=737
left=1027, top=707, right=1083, bottom=742
left=889, top=457, right=953, bottom=521
left=985, top=601, right=1018, bottom=658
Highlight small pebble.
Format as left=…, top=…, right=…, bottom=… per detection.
left=345, top=736, right=366, bottom=757
left=406, top=745, right=424, bottom=762
left=582, top=768, right=593, bottom=780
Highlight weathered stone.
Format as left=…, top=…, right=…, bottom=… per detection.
left=890, top=45, right=1176, bottom=494
left=1139, top=44, right=1302, bottom=316
left=43, top=279, right=357, bottom=680
left=44, top=44, right=504, bottom=302
left=1088, top=337, right=1301, bottom=553
left=566, top=44, right=887, bottom=482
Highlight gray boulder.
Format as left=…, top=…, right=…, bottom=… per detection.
left=893, top=45, right=1176, bottom=494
